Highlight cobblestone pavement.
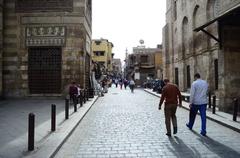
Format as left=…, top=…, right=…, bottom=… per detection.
left=54, top=87, right=240, bottom=158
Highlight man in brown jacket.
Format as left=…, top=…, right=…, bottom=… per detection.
left=159, top=79, right=182, bottom=136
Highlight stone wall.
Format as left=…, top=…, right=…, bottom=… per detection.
left=163, top=0, right=240, bottom=112
left=2, top=0, right=92, bottom=97
left=163, top=0, right=218, bottom=89
left=219, top=20, right=240, bottom=111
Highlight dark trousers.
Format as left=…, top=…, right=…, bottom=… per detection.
left=70, top=94, right=78, bottom=105
left=129, top=85, right=134, bottom=92
left=188, top=104, right=207, bottom=134
left=164, top=104, right=177, bottom=134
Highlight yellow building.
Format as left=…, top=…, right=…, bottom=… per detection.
left=92, top=39, right=114, bottom=73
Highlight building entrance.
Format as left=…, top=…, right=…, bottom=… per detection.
left=28, top=47, right=62, bottom=94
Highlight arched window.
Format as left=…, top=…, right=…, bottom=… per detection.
left=206, top=0, right=218, bottom=48
left=193, top=5, right=200, bottom=29
left=87, top=0, right=92, bottom=17
left=182, top=17, right=189, bottom=59
left=173, top=0, right=177, bottom=21
left=88, top=0, right=92, bottom=11
left=193, top=5, right=202, bottom=53
left=174, top=28, right=178, bottom=60
left=206, top=0, right=216, bottom=20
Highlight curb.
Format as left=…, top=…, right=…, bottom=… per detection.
left=23, top=96, right=99, bottom=158
left=50, top=96, right=99, bottom=158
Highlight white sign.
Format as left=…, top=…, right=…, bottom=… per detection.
left=134, top=72, right=140, bottom=80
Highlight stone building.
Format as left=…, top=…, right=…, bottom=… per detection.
left=112, top=58, right=122, bottom=78
left=163, top=0, right=240, bottom=112
left=125, top=45, right=162, bottom=86
left=0, top=0, right=92, bottom=98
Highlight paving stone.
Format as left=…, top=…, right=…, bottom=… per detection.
left=54, top=87, right=240, bottom=158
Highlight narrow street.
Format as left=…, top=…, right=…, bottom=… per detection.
left=54, top=87, right=240, bottom=158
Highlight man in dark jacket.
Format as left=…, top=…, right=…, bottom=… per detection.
left=159, top=79, right=182, bottom=136
left=69, top=81, right=78, bottom=105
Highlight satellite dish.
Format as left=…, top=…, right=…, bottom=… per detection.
left=139, top=39, right=144, bottom=45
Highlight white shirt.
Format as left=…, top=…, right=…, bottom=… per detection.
left=77, top=87, right=81, bottom=96
left=190, top=79, right=208, bottom=105
left=129, top=80, right=135, bottom=85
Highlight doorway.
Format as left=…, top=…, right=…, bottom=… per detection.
left=28, top=47, right=62, bottom=94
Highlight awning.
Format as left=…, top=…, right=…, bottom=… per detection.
left=194, top=4, right=240, bottom=32
left=193, top=4, right=240, bottom=44
left=140, top=65, right=155, bottom=69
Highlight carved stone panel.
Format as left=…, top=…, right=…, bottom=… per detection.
left=25, top=26, right=66, bottom=47
left=16, top=0, right=73, bottom=12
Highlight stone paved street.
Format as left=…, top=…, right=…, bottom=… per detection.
left=54, top=87, right=240, bottom=158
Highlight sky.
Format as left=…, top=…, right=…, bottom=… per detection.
left=92, top=0, right=166, bottom=62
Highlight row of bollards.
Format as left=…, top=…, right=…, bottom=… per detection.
left=28, top=88, right=93, bottom=151
left=28, top=104, right=57, bottom=151
left=209, top=93, right=239, bottom=121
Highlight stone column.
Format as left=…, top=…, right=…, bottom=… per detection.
left=219, top=25, right=240, bottom=112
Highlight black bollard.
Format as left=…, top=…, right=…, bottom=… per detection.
left=28, top=113, right=35, bottom=151
left=212, top=95, right=216, bottom=114
left=65, top=98, right=69, bottom=119
left=208, top=92, right=211, bottom=108
left=233, top=98, right=238, bottom=121
left=84, top=89, right=87, bottom=101
left=51, top=104, right=56, bottom=132
left=83, top=89, right=86, bottom=103
left=86, top=88, right=89, bottom=101
left=80, top=92, right=83, bottom=107
left=74, top=96, right=77, bottom=112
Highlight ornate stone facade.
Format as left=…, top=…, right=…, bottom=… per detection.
left=25, top=26, right=66, bottom=46
left=1, top=0, right=92, bottom=97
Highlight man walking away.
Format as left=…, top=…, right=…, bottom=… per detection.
left=114, top=78, right=118, bottom=88
left=159, top=79, right=182, bottom=137
left=186, top=73, right=208, bottom=136
left=129, top=79, right=135, bottom=93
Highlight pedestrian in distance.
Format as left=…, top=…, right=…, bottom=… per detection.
left=186, top=73, right=208, bottom=136
left=119, top=78, right=123, bottom=90
left=159, top=79, right=182, bottom=137
left=69, top=81, right=78, bottom=105
left=114, top=78, right=118, bottom=88
left=129, top=79, right=135, bottom=93
left=96, top=81, right=104, bottom=97
left=123, top=79, right=128, bottom=89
